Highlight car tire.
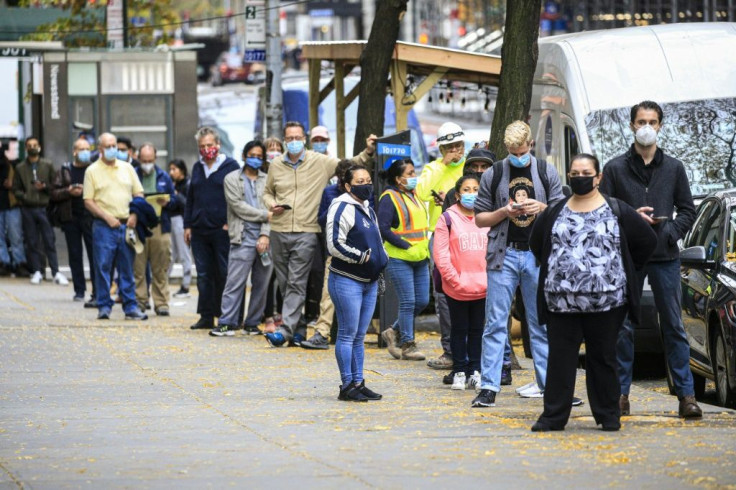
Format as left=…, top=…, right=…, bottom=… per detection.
left=692, top=371, right=706, bottom=399
left=713, top=330, right=736, bottom=408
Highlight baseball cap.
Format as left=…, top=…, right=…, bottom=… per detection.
left=310, top=126, right=330, bottom=141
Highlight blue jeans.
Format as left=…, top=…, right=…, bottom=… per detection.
left=385, top=258, right=430, bottom=344
left=92, top=220, right=137, bottom=314
left=618, top=259, right=694, bottom=397
left=329, top=273, right=378, bottom=388
left=0, top=208, right=26, bottom=266
left=481, top=248, right=548, bottom=392
left=191, top=229, right=230, bottom=320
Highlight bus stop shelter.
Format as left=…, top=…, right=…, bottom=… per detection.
left=301, top=40, right=502, bottom=158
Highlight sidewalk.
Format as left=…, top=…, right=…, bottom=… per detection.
left=1, top=278, right=735, bottom=489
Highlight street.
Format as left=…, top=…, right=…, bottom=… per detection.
left=1, top=278, right=735, bottom=489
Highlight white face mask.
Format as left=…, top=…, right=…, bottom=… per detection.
left=141, top=163, right=155, bottom=174
left=635, top=125, right=657, bottom=147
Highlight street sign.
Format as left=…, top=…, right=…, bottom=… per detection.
left=1, top=48, right=28, bottom=57
left=107, top=0, right=124, bottom=50
left=244, top=50, right=266, bottom=62
left=245, top=0, right=266, bottom=64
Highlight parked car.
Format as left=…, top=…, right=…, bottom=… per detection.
left=680, top=189, right=736, bottom=408
left=210, top=51, right=251, bottom=87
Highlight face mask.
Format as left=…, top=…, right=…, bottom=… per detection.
left=403, top=177, right=417, bottom=190
left=569, top=176, right=596, bottom=196
left=245, top=157, right=263, bottom=170
left=27, top=148, right=40, bottom=157
left=200, top=146, right=218, bottom=160
left=349, top=184, right=373, bottom=202
left=449, top=157, right=465, bottom=167
left=460, top=193, right=477, bottom=210
left=311, top=142, right=328, bottom=154
left=509, top=153, right=531, bottom=168
left=141, top=163, right=155, bottom=174
left=77, top=150, right=91, bottom=163
left=117, top=150, right=129, bottom=161
left=286, top=140, right=305, bottom=155
left=103, top=147, right=118, bottom=161
left=635, top=125, right=657, bottom=147
left=266, top=151, right=282, bottom=163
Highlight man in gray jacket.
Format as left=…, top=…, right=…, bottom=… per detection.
left=210, top=141, right=272, bottom=337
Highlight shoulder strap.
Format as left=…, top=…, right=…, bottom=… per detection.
left=605, top=195, right=622, bottom=219
left=442, top=211, right=452, bottom=233
left=490, top=161, right=504, bottom=206
left=537, top=159, right=550, bottom=198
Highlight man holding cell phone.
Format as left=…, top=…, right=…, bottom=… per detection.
left=599, top=100, right=701, bottom=419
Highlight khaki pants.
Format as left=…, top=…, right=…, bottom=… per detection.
left=134, top=225, right=171, bottom=311
left=313, top=256, right=334, bottom=338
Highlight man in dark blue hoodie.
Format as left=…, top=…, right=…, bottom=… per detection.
left=599, top=100, right=701, bottom=419
left=184, top=127, right=241, bottom=330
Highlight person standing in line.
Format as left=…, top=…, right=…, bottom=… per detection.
left=434, top=174, right=489, bottom=391
left=326, top=165, right=388, bottom=402
left=529, top=153, right=657, bottom=432
left=168, top=159, right=192, bottom=298
left=116, top=137, right=141, bottom=169
left=51, top=137, right=97, bottom=306
left=599, top=100, right=702, bottom=419
left=378, top=159, right=430, bottom=361
left=13, top=136, right=68, bottom=286
left=184, top=127, right=241, bottom=330
left=261, top=137, right=285, bottom=331
left=210, top=140, right=272, bottom=337
left=0, top=143, right=29, bottom=278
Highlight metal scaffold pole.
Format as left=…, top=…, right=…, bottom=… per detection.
left=265, top=0, right=283, bottom=139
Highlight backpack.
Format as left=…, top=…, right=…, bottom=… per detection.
left=489, top=159, right=550, bottom=206
left=432, top=211, right=452, bottom=294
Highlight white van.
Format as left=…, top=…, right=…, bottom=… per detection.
left=529, top=22, right=736, bottom=359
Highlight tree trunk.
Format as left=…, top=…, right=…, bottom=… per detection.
left=489, top=1, right=542, bottom=159
left=353, top=0, right=408, bottom=154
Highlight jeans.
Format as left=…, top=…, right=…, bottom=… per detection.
left=191, top=229, right=230, bottom=320
left=618, top=259, right=694, bottom=397
left=92, top=220, right=137, bottom=314
left=219, top=241, right=273, bottom=327
left=385, top=258, right=430, bottom=344
left=21, top=206, right=59, bottom=275
left=481, top=248, right=548, bottom=392
left=429, top=233, right=452, bottom=355
left=0, top=208, right=26, bottom=266
left=447, top=296, right=485, bottom=376
left=329, top=272, right=378, bottom=387
left=169, top=215, right=192, bottom=288
left=62, top=215, right=95, bottom=298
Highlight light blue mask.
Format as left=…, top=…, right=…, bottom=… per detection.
left=312, top=142, right=328, bottom=154
left=286, top=140, right=305, bottom=155
left=403, top=177, right=417, bottom=191
left=509, top=153, right=531, bottom=168
left=77, top=150, right=91, bottom=163
left=460, top=193, right=477, bottom=210
left=104, top=147, right=118, bottom=161
left=117, top=150, right=129, bottom=161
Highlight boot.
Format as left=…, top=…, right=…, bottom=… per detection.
left=380, top=327, right=401, bottom=359
left=400, top=341, right=426, bottom=361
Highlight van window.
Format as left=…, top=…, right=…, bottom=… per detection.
left=563, top=125, right=579, bottom=176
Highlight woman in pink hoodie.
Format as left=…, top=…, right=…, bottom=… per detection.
left=433, top=174, right=489, bottom=391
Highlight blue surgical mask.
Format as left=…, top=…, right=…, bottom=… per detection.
left=509, top=153, right=531, bottom=168
left=117, top=150, right=129, bottom=161
left=460, top=193, right=477, bottom=210
left=403, top=177, right=417, bottom=191
left=286, top=140, right=305, bottom=155
left=245, top=157, right=263, bottom=170
left=312, top=142, right=328, bottom=154
left=77, top=150, right=91, bottom=163
left=104, top=147, right=118, bottom=161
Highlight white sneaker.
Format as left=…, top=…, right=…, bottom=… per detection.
left=467, top=371, right=481, bottom=391
left=515, top=381, right=537, bottom=394
left=519, top=383, right=544, bottom=398
left=53, top=272, right=69, bottom=286
left=451, top=372, right=466, bottom=390
left=30, top=271, right=43, bottom=285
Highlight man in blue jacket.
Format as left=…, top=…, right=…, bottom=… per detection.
left=599, top=100, right=701, bottom=419
left=134, top=143, right=176, bottom=316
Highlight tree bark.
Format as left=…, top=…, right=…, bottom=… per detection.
left=353, top=0, right=408, bottom=154
left=489, top=1, right=542, bottom=158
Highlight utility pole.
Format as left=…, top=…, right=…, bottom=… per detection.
left=265, top=0, right=283, bottom=139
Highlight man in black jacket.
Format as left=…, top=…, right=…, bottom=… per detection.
left=599, top=100, right=701, bottom=419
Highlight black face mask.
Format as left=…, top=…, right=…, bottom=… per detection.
left=350, top=184, right=373, bottom=202
left=569, top=176, right=596, bottom=195
left=27, top=148, right=40, bottom=157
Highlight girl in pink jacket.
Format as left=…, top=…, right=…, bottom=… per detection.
left=433, top=174, right=489, bottom=391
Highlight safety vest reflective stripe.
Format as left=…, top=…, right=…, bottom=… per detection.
left=381, top=189, right=429, bottom=242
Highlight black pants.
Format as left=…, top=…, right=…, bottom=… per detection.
left=446, top=295, right=485, bottom=376
left=62, top=215, right=95, bottom=298
left=191, top=229, right=230, bottom=321
left=538, top=306, right=626, bottom=429
left=21, top=206, right=59, bottom=275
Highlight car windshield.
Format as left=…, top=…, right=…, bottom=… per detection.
left=584, top=98, right=736, bottom=198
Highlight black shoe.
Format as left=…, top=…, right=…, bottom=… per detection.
left=678, top=395, right=703, bottom=419
left=125, top=309, right=148, bottom=320
left=155, top=307, right=170, bottom=316
left=471, top=389, right=496, bottom=407
left=531, top=421, right=565, bottom=432
left=173, top=287, right=190, bottom=298
left=84, top=297, right=98, bottom=309
left=243, top=325, right=262, bottom=335
left=209, top=324, right=236, bottom=337
left=291, top=332, right=305, bottom=346
left=190, top=317, right=214, bottom=330
left=501, top=365, right=513, bottom=385
left=73, top=294, right=85, bottom=302
left=442, top=371, right=456, bottom=385
left=14, top=263, right=30, bottom=278
left=600, top=422, right=621, bottom=432
left=338, top=384, right=368, bottom=402
left=0, top=264, right=11, bottom=277
left=97, top=309, right=111, bottom=320
left=301, top=331, right=329, bottom=350
left=357, top=381, right=382, bottom=400
left=572, top=397, right=584, bottom=407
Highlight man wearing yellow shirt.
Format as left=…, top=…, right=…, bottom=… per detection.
left=83, top=132, right=147, bottom=321
left=415, top=122, right=467, bottom=370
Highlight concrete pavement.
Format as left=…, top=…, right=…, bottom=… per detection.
left=1, top=277, right=735, bottom=489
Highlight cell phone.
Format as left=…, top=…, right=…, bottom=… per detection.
left=430, top=190, right=443, bottom=200
left=512, top=202, right=526, bottom=209
left=277, top=204, right=292, bottom=210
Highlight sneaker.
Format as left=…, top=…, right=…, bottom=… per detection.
left=337, top=384, right=368, bottom=402
left=97, top=309, right=111, bottom=320
left=357, top=380, right=382, bottom=401
left=265, top=332, right=287, bottom=347
left=155, top=307, right=170, bottom=316
left=73, top=294, right=85, bottom=302
left=301, top=331, right=329, bottom=350
left=173, top=287, right=190, bottom=298
left=501, top=365, right=513, bottom=385
left=124, top=309, right=148, bottom=321
left=30, top=271, right=43, bottom=285
left=84, top=297, right=98, bottom=309
left=292, top=332, right=305, bottom=346
left=400, top=341, right=426, bottom=361
left=243, top=325, right=262, bottom=336
left=678, top=395, right=703, bottom=419
left=451, top=372, right=466, bottom=390
left=209, top=324, right=236, bottom=337
left=516, top=381, right=537, bottom=394
left=519, top=384, right=544, bottom=398
left=442, top=371, right=455, bottom=385
left=472, top=389, right=496, bottom=407
left=380, top=327, right=401, bottom=359
left=467, top=371, right=481, bottom=391
left=53, top=272, right=69, bottom=285
left=619, top=394, right=630, bottom=416
left=190, top=317, right=214, bottom=330
left=0, top=264, right=11, bottom=277
left=427, top=352, right=453, bottom=370
left=572, top=397, right=584, bottom=407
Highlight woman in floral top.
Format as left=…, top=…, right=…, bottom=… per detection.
left=529, top=154, right=657, bottom=432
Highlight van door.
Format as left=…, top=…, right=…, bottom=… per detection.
left=560, top=114, right=579, bottom=184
